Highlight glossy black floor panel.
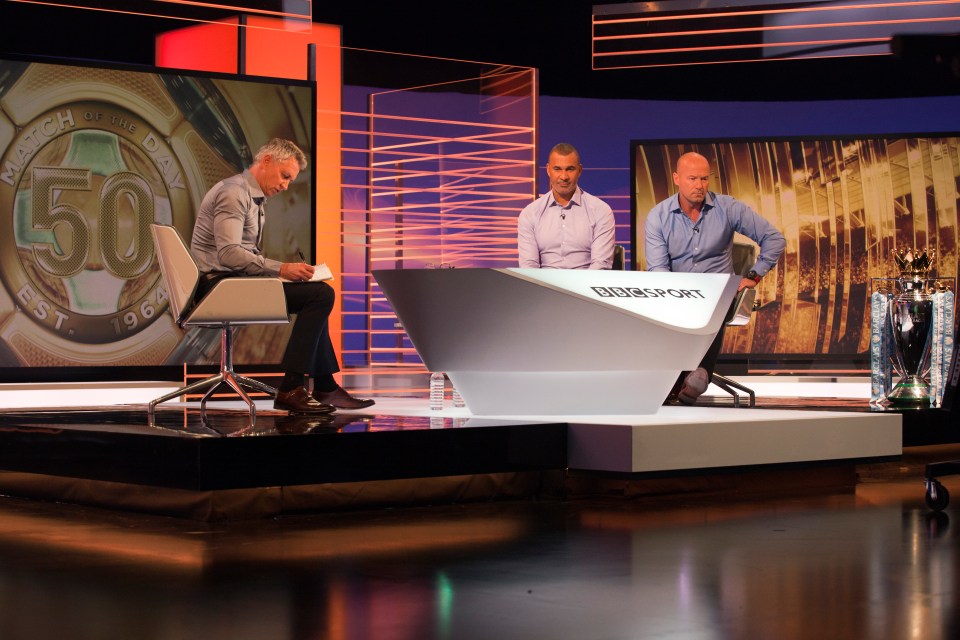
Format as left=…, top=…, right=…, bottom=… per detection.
left=1, top=396, right=955, bottom=521
left=2, top=445, right=959, bottom=640
left=0, top=406, right=567, bottom=490
left=1, top=399, right=960, bottom=638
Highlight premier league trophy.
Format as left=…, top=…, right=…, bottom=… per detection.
left=886, top=249, right=935, bottom=406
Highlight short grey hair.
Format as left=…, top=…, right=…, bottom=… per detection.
left=255, top=138, right=308, bottom=170
left=549, top=142, right=581, bottom=164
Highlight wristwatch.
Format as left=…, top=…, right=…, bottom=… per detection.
left=745, top=270, right=762, bottom=283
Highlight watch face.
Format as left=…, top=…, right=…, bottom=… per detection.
left=0, top=102, right=184, bottom=345
left=0, top=59, right=313, bottom=369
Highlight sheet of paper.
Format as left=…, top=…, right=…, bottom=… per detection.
left=282, top=263, right=334, bottom=282
left=310, top=263, right=334, bottom=281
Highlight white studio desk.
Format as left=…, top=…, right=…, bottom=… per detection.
left=373, top=268, right=740, bottom=415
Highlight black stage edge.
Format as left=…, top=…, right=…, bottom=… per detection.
left=0, top=407, right=569, bottom=520
left=0, top=398, right=957, bottom=520
left=899, top=408, right=959, bottom=447
left=566, top=459, right=869, bottom=504
left=0, top=407, right=567, bottom=491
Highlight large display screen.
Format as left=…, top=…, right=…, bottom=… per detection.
left=632, top=136, right=960, bottom=361
left=0, top=55, right=315, bottom=380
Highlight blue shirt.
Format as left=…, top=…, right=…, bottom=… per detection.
left=517, top=187, right=615, bottom=269
left=644, top=192, right=785, bottom=276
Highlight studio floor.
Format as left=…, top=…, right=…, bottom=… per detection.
left=1, top=377, right=959, bottom=639
left=1, top=445, right=959, bottom=640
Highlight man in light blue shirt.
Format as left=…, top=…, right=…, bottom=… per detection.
left=646, top=152, right=785, bottom=404
left=517, top=143, right=615, bottom=269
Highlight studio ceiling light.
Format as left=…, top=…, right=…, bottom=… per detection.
left=593, top=0, right=960, bottom=68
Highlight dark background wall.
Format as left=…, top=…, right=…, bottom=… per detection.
left=537, top=93, right=960, bottom=245
left=3, top=1, right=957, bottom=102
left=3, top=0, right=957, bottom=261
left=2, top=0, right=956, bottom=244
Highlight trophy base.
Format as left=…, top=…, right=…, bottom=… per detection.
left=886, top=375, right=931, bottom=407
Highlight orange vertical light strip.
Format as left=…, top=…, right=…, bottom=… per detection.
left=242, top=17, right=344, bottom=380
left=313, top=28, right=345, bottom=381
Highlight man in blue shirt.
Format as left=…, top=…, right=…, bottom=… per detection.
left=645, top=152, right=785, bottom=404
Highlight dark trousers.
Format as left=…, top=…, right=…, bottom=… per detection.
left=280, top=281, right=340, bottom=376
left=670, top=326, right=725, bottom=393
left=196, top=274, right=340, bottom=377
left=699, top=326, right=725, bottom=378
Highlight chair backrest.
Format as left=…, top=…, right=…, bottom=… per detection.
left=732, top=240, right=757, bottom=276
left=725, top=288, right=757, bottom=326
left=150, top=224, right=199, bottom=325
left=612, top=244, right=625, bottom=270
left=726, top=240, right=759, bottom=326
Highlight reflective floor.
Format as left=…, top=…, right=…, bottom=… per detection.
left=2, top=445, right=960, bottom=640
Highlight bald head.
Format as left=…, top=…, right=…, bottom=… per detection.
left=673, top=152, right=711, bottom=212
left=675, top=152, right=709, bottom=174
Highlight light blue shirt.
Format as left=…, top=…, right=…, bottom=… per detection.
left=644, top=192, right=785, bottom=276
left=517, top=187, right=615, bottom=269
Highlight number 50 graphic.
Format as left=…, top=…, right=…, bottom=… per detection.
left=31, top=166, right=154, bottom=280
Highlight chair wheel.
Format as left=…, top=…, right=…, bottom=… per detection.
left=925, top=480, right=950, bottom=511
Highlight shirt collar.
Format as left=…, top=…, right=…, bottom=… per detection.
left=548, top=186, right=583, bottom=209
left=670, top=191, right=716, bottom=214
left=241, top=169, right=266, bottom=200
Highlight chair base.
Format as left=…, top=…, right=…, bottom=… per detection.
left=148, top=370, right=277, bottom=422
left=149, top=323, right=279, bottom=424
left=148, top=326, right=278, bottom=422
left=711, top=373, right=756, bottom=408
left=924, top=461, right=960, bottom=511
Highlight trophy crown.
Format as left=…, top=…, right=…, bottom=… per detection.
left=894, top=248, right=933, bottom=277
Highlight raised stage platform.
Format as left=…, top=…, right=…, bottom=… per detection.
left=0, top=376, right=929, bottom=520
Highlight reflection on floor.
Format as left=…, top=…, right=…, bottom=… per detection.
left=1, top=444, right=959, bottom=640
left=1, top=375, right=959, bottom=638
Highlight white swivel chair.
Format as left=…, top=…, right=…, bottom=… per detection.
left=148, top=224, right=289, bottom=421
left=711, top=241, right=760, bottom=407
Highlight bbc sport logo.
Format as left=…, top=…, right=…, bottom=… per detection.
left=590, top=286, right=707, bottom=300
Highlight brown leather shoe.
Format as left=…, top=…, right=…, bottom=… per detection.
left=313, top=385, right=375, bottom=409
left=274, top=386, right=336, bottom=414
left=678, top=367, right=710, bottom=405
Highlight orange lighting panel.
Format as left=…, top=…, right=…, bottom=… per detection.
left=154, top=17, right=240, bottom=72
left=244, top=17, right=343, bottom=365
